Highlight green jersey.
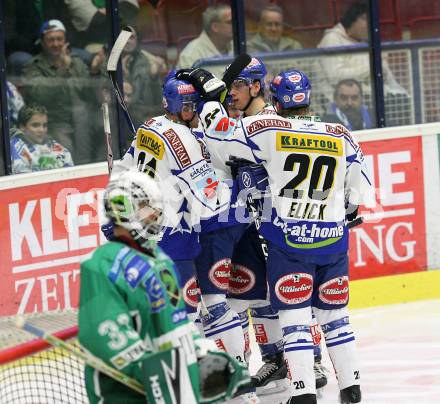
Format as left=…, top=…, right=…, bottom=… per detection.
left=78, top=241, right=199, bottom=404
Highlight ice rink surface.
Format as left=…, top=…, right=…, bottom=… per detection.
left=247, top=299, right=440, bottom=404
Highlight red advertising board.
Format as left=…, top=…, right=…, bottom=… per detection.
left=0, top=136, right=429, bottom=315
left=349, top=136, right=427, bottom=280
left=0, top=175, right=108, bottom=316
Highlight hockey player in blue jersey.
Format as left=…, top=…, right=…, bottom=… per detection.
left=105, top=73, right=230, bottom=324
left=225, top=59, right=328, bottom=395
left=223, top=58, right=292, bottom=394
left=177, top=67, right=370, bottom=404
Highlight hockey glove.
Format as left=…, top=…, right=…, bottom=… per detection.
left=176, top=68, right=227, bottom=103
left=101, top=220, right=115, bottom=241
left=237, top=163, right=270, bottom=199
left=225, top=156, right=253, bottom=179
left=198, top=351, right=251, bottom=404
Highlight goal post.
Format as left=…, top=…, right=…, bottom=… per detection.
left=0, top=311, right=87, bottom=404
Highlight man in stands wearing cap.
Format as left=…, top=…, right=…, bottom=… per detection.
left=22, top=19, right=97, bottom=164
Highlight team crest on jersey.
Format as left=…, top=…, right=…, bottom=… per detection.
left=276, top=133, right=343, bottom=156
left=228, top=264, right=255, bottom=294
left=275, top=273, right=313, bottom=304
left=137, top=129, right=164, bottom=159
left=183, top=276, right=200, bottom=308
left=319, top=276, right=349, bottom=305
left=144, top=274, right=166, bottom=312
left=124, top=255, right=151, bottom=289
left=196, top=175, right=219, bottom=199
left=208, top=259, right=231, bottom=290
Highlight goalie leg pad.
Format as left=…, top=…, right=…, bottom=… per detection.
left=278, top=307, right=316, bottom=396
left=313, top=307, right=360, bottom=390
left=142, top=347, right=199, bottom=404
left=201, top=294, right=246, bottom=363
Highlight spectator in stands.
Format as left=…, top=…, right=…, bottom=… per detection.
left=3, top=0, right=78, bottom=80
left=10, top=104, right=74, bottom=174
left=176, top=4, right=233, bottom=76
left=6, top=81, right=25, bottom=127
left=323, top=79, right=373, bottom=130
left=22, top=19, right=97, bottom=164
left=247, top=4, right=302, bottom=54
left=64, top=0, right=140, bottom=52
left=316, top=1, right=407, bottom=105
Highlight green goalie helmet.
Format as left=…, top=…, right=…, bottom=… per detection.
left=104, top=170, right=164, bottom=250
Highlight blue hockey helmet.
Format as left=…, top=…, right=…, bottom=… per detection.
left=162, top=73, right=201, bottom=116
left=233, top=57, right=267, bottom=91
left=269, top=69, right=311, bottom=110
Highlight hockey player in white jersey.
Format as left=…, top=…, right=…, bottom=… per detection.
left=224, top=58, right=289, bottom=394
left=225, top=59, right=327, bottom=395
left=110, top=72, right=229, bottom=322
left=178, top=67, right=370, bottom=404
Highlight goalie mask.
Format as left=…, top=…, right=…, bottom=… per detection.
left=270, top=69, right=311, bottom=110
left=162, top=74, right=202, bottom=119
left=104, top=171, right=164, bottom=251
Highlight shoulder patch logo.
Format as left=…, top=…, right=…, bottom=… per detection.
left=136, top=129, right=164, bottom=160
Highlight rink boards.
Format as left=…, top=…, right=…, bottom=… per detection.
left=0, top=123, right=439, bottom=316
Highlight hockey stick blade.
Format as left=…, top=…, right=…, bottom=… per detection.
left=107, top=29, right=132, bottom=72
left=347, top=216, right=363, bottom=229
left=222, top=53, right=252, bottom=89
left=107, top=29, right=136, bottom=134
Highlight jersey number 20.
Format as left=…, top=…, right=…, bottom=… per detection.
left=279, top=153, right=336, bottom=200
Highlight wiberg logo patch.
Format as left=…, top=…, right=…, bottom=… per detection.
left=229, top=264, right=255, bottom=294
left=275, top=273, right=313, bottom=304
left=208, top=259, right=231, bottom=290
left=319, top=276, right=349, bottom=305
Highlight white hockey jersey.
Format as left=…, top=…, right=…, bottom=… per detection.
left=113, top=115, right=230, bottom=258
left=200, top=101, right=372, bottom=254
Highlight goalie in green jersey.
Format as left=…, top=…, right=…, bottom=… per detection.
left=78, top=170, right=250, bottom=404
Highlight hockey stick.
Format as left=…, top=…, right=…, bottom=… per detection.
left=347, top=216, right=363, bottom=229
left=15, top=317, right=145, bottom=395
left=102, top=102, right=113, bottom=174
left=222, top=53, right=252, bottom=89
left=107, top=28, right=136, bottom=134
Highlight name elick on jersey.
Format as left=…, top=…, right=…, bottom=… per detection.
left=287, top=201, right=326, bottom=220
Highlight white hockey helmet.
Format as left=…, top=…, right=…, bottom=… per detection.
left=104, top=170, right=164, bottom=250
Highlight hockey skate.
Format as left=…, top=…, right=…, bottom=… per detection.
left=251, top=352, right=289, bottom=395
left=314, top=358, right=328, bottom=389
left=228, top=391, right=260, bottom=403
left=340, top=385, right=361, bottom=403
left=284, top=394, right=318, bottom=404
